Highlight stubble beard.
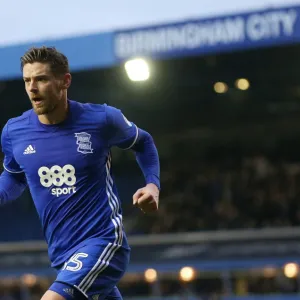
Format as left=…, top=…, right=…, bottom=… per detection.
left=33, top=101, right=57, bottom=116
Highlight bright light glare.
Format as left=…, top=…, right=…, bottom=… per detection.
left=214, top=82, right=228, bottom=94
left=284, top=263, right=299, bottom=278
left=125, top=58, right=150, bottom=82
left=236, top=78, right=250, bottom=90
left=144, top=268, right=157, bottom=283
left=21, top=274, right=37, bottom=287
left=179, top=266, right=196, bottom=282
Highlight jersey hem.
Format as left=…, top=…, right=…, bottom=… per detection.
left=50, top=238, right=131, bottom=268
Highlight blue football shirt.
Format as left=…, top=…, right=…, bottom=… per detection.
left=1, top=100, right=138, bottom=267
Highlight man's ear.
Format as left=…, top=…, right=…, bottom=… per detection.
left=62, top=73, right=72, bottom=89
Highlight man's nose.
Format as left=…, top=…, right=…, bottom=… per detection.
left=29, top=81, right=38, bottom=92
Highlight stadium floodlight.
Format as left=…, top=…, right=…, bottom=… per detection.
left=214, top=82, right=228, bottom=94
left=144, top=268, right=157, bottom=283
left=124, top=58, right=150, bottom=82
left=283, top=263, right=299, bottom=278
left=179, top=266, right=196, bottom=282
left=235, top=78, right=250, bottom=90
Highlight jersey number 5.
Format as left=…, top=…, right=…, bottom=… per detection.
left=62, top=253, right=89, bottom=272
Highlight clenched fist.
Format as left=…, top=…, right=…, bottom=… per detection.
left=133, top=183, right=159, bottom=213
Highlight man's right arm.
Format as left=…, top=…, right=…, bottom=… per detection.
left=0, top=122, right=27, bottom=204
left=0, top=170, right=27, bottom=204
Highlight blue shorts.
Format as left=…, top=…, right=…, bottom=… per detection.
left=49, top=243, right=130, bottom=300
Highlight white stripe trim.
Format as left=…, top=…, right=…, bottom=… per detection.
left=106, top=191, right=122, bottom=245
left=106, top=156, right=123, bottom=244
left=108, top=154, right=123, bottom=243
left=3, top=164, right=24, bottom=174
left=105, top=157, right=122, bottom=245
left=122, top=125, right=139, bottom=150
left=77, top=153, right=122, bottom=293
left=82, top=244, right=120, bottom=292
left=78, top=243, right=112, bottom=291
left=73, top=285, right=88, bottom=298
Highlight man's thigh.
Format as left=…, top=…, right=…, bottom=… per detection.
left=46, top=284, right=123, bottom=300
left=49, top=244, right=129, bottom=299
left=42, top=286, right=86, bottom=300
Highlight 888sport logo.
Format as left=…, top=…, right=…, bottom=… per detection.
left=38, top=165, right=77, bottom=197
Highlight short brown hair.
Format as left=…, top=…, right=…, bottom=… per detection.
left=21, top=46, right=70, bottom=76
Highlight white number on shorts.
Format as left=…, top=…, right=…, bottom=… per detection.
left=62, top=252, right=89, bottom=272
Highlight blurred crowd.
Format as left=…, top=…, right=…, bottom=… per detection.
left=128, top=153, right=300, bottom=234
left=2, top=148, right=300, bottom=236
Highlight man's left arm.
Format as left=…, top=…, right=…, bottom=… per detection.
left=131, top=129, right=160, bottom=212
left=105, top=105, right=160, bottom=213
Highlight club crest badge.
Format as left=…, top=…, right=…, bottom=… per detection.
left=75, top=132, right=93, bottom=154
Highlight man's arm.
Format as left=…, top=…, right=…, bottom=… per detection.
left=131, top=128, right=160, bottom=188
left=0, top=170, right=27, bottom=204
left=106, top=105, right=160, bottom=212
left=130, top=129, right=160, bottom=213
left=0, top=122, right=27, bottom=204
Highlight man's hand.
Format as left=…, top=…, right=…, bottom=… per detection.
left=133, top=183, right=159, bottom=213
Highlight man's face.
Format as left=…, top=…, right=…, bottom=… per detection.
left=23, top=62, right=64, bottom=115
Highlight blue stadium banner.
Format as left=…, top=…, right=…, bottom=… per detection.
left=0, top=32, right=115, bottom=80
left=114, top=5, right=300, bottom=60
left=1, top=5, right=300, bottom=81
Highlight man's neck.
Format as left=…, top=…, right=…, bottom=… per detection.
left=38, top=99, right=69, bottom=125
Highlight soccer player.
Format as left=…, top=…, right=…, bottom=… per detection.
left=0, top=47, right=160, bottom=300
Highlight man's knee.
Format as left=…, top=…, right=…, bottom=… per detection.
left=41, top=290, right=66, bottom=300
